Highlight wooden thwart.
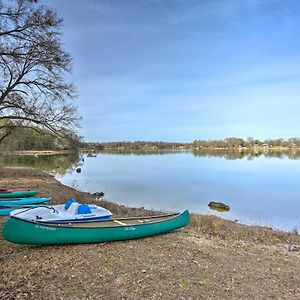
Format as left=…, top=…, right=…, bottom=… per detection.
left=113, top=220, right=127, bottom=226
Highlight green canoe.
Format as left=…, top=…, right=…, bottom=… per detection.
left=2, top=210, right=190, bottom=245
left=0, top=190, right=37, bottom=198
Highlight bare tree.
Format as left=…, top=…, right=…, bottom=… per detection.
left=0, top=0, right=80, bottom=143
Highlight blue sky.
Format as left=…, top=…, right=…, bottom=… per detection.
left=44, top=0, right=300, bottom=142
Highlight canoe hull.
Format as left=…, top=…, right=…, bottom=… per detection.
left=2, top=210, right=190, bottom=245
left=0, top=191, right=37, bottom=198
left=0, top=197, right=51, bottom=206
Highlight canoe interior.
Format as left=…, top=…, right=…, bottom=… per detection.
left=19, top=212, right=181, bottom=228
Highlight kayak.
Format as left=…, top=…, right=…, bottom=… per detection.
left=0, top=207, right=15, bottom=216
left=10, top=199, right=112, bottom=222
left=0, top=190, right=37, bottom=198
left=0, top=205, right=39, bottom=216
left=2, top=210, right=190, bottom=245
left=0, top=197, right=51, bottom=206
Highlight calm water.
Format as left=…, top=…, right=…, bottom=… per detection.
left=54, top=151, right=300, bottom=232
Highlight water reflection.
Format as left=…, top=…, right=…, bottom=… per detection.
left=0, top=152, right=82, bottom=175
left=192, top=148, right=300, bottom=160
left=90, top=149, right=190, bottom=156
left=88, top=148, right=300, bottom=160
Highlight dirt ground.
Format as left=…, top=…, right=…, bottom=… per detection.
left=0, top=167, right=299, bottom=300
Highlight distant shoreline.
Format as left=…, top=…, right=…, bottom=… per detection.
left=82, top=145, right=300, bottom=152
left=2, top=137, right=300, bottom=154
left=82, top=138, right=300, bottom=152
left=1, top=146, right=300, bottom=156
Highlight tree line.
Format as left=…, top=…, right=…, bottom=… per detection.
left=0, top=126, right=82, bottom=151
left=84, top=141, right=189, bottom=151
left=84, top=138, right=300, bottom=151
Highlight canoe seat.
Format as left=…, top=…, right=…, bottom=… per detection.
left=65, top=198, right=76, bottom=210
left=67, top=202, right=80, bottom=215
left=78, top=204, right=92, bottom=214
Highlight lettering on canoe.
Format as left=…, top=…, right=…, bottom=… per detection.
left=35, top=225, right=56, bottom=231
left=124, top=226, right=136, bottom=231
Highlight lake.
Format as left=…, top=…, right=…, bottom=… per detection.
left=51, top=150, right=300, bottom=232
left=2, top=151, right=299, bottom=232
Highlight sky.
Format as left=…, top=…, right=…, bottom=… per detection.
left=44, top=0, right=300, bottom=142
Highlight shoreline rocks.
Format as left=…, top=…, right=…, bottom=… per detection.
left=208, top=201, right=230, bottom=211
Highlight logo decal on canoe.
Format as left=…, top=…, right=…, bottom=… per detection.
left=35, top=225, right=56, bottom=231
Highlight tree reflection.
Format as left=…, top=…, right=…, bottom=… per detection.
left=192, top=148, right=300, bottom=160
left=0, top=152, right=82, bottom=175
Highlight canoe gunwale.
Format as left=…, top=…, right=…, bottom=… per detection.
left=11, top=210, right=188, bottom=229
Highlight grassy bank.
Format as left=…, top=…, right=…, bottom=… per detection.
left=0, top=167, right=300, bottom=299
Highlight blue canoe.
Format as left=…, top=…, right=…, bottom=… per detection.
left=0, top=197, right=52, bottom=206
left=0, top=205, right=39, bottom=216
